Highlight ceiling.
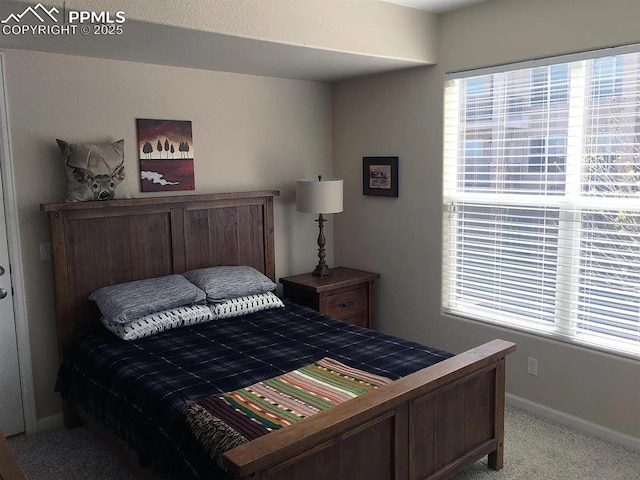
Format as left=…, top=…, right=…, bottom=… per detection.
left=0, top=0, right=489, bottom=81
left=382, top=0, right=489, bottom=13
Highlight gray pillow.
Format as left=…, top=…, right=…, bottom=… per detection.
left=183, top=266, right=276, bottom=302
left=89, top=274, right=206, bottom=324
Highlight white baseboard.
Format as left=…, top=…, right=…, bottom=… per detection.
left=36, top=413, right=64, bottom=432
left=506, top=393, right=640, bottom=452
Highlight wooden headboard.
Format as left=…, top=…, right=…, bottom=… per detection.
left=41, top=191, right=279, bottom=359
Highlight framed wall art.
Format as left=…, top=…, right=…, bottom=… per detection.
left=137, top=118, right=195, bottom=192
left=363, top=156, right=398, bottom=197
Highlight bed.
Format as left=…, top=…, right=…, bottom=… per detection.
left=41, top=190, right=516, bottom=480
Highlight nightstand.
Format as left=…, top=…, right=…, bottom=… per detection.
left=280, top=267, right=380, bottom=329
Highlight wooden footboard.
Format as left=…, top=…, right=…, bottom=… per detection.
left=224, top=339, right=516, bottom=480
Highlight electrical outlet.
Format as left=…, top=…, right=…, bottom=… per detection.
left=40, top=242, right=51, bottom=261
left=527, top=356, right=538, bottom=376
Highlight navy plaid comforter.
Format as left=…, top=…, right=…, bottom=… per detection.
left=56, top=301, right=453, bottom=479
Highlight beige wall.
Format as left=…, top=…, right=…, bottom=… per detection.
left=2, top=48, right=332, bottom=420
left=333, top=0, right=640, bottom=440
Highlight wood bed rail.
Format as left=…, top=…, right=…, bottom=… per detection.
left=224, top=339, right=516, bottom=479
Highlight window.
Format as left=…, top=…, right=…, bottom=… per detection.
left=464, top=140, right=490, bottom=189
left=583, top=135, right=622, bottom=191
left=465, top=77, right=492, bottom=122
left=527, top=137, right=566, bottom=193
left=443, top=47, right=640, bottom=358
left=507, top=95, right=526, bottom=120
left=592, top=57, right=624, bottom=99
left=531, top=64, right=569, bottom=106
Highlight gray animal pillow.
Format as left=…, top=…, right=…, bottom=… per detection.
left=57, top=139, right=131, bottom=202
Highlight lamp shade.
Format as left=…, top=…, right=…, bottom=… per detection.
left=296, top=178, right=343, bottom=214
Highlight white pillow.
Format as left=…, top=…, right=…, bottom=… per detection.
left=210, top=292, right=284, bottom=319
left=101, top=304, right=213, bottom=340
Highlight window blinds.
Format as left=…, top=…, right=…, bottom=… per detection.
left=442, top=47, right=640, bottom=358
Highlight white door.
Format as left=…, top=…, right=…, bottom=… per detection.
left=0, top=86, right=24, bottom=437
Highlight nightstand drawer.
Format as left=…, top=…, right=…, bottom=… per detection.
left=344, top=313, right=368, bottom=328
left=325, top=287, right=366, bottom=320
left=280, top=267, right=379, bottom=329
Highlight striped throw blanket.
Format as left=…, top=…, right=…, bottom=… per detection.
left=184, top=358, right=392, bottom=465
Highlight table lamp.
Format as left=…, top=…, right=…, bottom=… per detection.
left=296, top=175, right=343, bottom=276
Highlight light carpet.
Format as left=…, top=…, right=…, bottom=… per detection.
left=8, top=406, right=640, bottom=479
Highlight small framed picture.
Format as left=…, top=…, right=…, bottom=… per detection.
left=363, top=156, right=398, bottom=197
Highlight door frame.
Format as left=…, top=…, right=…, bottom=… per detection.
left=0, top=53, right=36, bottom=434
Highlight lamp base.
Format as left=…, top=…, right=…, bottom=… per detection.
left=311, top=212, right=331, bottom=277
left=312, top=263, right=331, bottom=277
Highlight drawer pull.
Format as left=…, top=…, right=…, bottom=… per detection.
left=339, top=301, right=355, bottom=308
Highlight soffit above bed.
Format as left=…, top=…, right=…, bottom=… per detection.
left=0, top=0, right=439, bottom=82
left=383, top=0, right=489, bottom=13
